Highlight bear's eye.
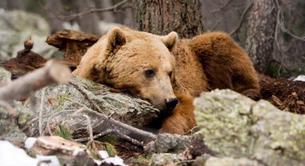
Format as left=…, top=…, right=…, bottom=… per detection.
left=144, top=69, right=156, bottom=78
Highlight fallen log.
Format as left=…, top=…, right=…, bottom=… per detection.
left=0, top=65, right=159, bottom=147
left=19, top=77, right=159, bottom=145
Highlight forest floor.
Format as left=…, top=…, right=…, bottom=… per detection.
left=259, top=74, right=305, bottom=114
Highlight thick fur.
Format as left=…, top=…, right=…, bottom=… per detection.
left=73, top=27, right=260, bottom=134
left=159, top=93, right=196, bottom=134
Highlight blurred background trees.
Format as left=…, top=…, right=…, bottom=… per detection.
left=0, top=0, right=304, bottom=77
left=135, top=0, right=204, bottom=38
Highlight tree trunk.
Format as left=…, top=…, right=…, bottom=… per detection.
left=245, top=0, right=278, bottom=73
left=6, top=0, right=24, bottom=10
left=77, top=0, right=101, bottom=34
left=135, top=0, right=204, bottom=38
left=45, top=0, right=64, bottom=33
left=94, top=0, right=115, bottom=22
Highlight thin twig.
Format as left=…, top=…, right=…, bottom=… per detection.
left=45, top=97, right=157, bottom=146
left=39, top=89, right=46, bottom=136
left=230, top=0, right=253, bottom=35
left=75, top=129, right=114, bottom=142
left=84, top=114, right=94, bottom=142
left=69, top=81, right=103, bottom=112
left=40, top=0, right=129, bottom=21
left=67, top=98, right=157, bottom=144
left=47, top=110, right=75, bottom=136
left=274, top=0, right=284, bottom=75
left=274, top=0, right=305, bottom=42
left=209, top=0, right=233, bottom=15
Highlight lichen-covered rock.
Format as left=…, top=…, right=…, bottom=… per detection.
left=145, top=134, right=192, bottom=153
left=149, top=153, right=185, bottom=166
left=0, top=67, right=11, bottom=85
left=194, top=89, right=305, bottom=166
left=194, top=155, right=262, bottom=166
left=0, top=105, right=26, bottom=146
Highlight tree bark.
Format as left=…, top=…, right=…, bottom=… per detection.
left=6, top=0, right=24, bottom=10
left=135, top=0, right=204, bottom=38
left=94, top=0, right=115, bottom=22
left=45, top=0, right=64, bottom=33
left=245, top=0, right=278, bottom=73
left=61, top=0, right=101, bottom=34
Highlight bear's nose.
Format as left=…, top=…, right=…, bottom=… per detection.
left=165, top=98, right=178, bottom=111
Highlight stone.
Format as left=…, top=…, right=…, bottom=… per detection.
left=194, top=89, right=305, bottom=166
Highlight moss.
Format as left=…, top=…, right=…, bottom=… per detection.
left=54, top=124, right=72, bottom=140
left=87, top=140, right=117, bottom=159
left=17, top=111, right=34, bottom=127
left=128, top=155, right=152, bottom=166
left=98, top=135, right=118, bottom=145
left=55, top=93, right=71, bottom=107
left=266, top=63, right=305, bottom=78
left=103, top=142, right=117, bottom=157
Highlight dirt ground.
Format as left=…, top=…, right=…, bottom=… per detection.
left=260, top=74, right=305, bottom=114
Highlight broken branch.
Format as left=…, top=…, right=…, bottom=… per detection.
left=0, top=60, right=71, bottom=103
left=66, top=103, right=157, bottom=145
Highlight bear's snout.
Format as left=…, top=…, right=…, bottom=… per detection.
left=165, top=98, right=178, bottom=111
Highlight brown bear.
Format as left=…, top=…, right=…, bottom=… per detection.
left=73, top=27, right=260, bottom=134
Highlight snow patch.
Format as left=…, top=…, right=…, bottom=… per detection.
left=0, top=141, right=38, bottom=166
left=103, top=156, right=127, bottom=166
left=98, top=150, right=109, bottom=159
left=96, top=150, right=127, bottom=166
left=294, top=75, right=305, bottom=82
left=25, top=137, right=37, bottom=150
left=0, top=141, right=61, bottom=166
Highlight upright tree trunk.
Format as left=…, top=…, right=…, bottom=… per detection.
left=245, top=0, right=278, bottom=73
left=45, top=0, right=64, bottom=33
left=74, top=0, right=101, bottom=34
left=135, top=0, right=204, bottom=38
left=100, top=0, right=115, bottom=22
left=6, top=0, right=24, bottom=10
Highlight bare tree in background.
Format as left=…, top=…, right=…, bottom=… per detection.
left=70, top=0, right=100, bottom=34
left=45, top=0, right=64, bottom=33
left=44, top=0, right=100, bottom=34
left=245, top=0, right=278, bottom=73
left=3, top=0, right=24, bottom=10
left=135, top=0, right=204, bottom=38
left=94, top=0, right=115, bottom=22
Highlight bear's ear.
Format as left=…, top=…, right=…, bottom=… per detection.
left=106, top=27, right=126, bottom=54
left=161, top=31, right=178, bottom=51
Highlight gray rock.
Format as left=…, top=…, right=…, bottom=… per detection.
left=194, top=89, right=305, bottom=166
left=194, top=156, right=262, bottom=166
left=149, top=153, right=185, bottom=166
left=0, top=67, right=11, bottom=85
left=0, top=9, right=58, bottom=62
left=0, top=104, right=27, bottom=146
left=145, top=133, right=192, bottom=153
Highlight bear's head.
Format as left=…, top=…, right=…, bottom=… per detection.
left=76, top=27, right=179, bottom=112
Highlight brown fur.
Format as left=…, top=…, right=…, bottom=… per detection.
left=73, top=27, right=260, bottom=134
left=160, top=93, right=196, bottom=134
